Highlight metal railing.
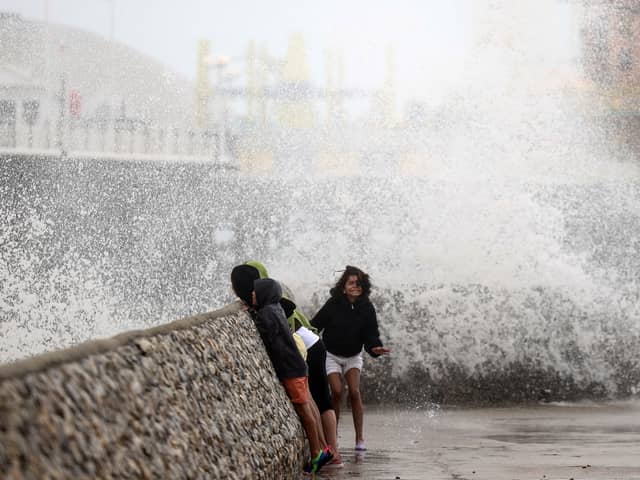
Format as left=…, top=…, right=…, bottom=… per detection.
left=0, top=114, right=235, bottom=161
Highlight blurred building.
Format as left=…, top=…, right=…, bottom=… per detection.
left=0, top=12, right=408, bottom=172
left=0, top=12, right=193, bottom=152
left=233, top=33, right=400, bottom=176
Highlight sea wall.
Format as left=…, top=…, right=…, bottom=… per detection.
left=0, top=302, right=305, bottom=480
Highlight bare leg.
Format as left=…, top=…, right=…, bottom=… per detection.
left=310, top=398, right=327, bottom=447
left=320, top=409, right=342, bottom=462
left=294, top=401, right=322, bottom=457
left=344, top=368, right=364, bottom=445
left=327, top=372, right=343, bottom=424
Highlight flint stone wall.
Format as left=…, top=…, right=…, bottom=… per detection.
left=0, top=302, right=305, bottom=479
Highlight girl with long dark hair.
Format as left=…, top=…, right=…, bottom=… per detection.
left=311, top=265, right=390, bottom=452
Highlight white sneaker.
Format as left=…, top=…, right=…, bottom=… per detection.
left=354, top=440, right=366, bottom=451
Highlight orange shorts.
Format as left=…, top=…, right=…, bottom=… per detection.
left=281, top=376, right=310, bottom=405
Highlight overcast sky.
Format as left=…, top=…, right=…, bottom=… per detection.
left=3, top=1, right=579, bottom=106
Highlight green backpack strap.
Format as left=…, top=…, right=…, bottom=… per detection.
left=290, top=309, right=317, bottom=334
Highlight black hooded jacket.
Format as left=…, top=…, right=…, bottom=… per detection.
left=311, top=289, right=383, bottom=358
left=253, top=278, right=308, bottom=380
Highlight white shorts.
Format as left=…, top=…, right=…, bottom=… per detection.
left=325, top=351, right=363, bottom=376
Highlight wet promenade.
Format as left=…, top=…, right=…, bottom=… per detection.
left=317, top=400, right=640, bottom=480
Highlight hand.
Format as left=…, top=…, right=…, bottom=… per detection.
left=371, top=346, right=391, bottom=355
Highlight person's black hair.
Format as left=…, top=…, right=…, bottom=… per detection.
left=331, top=265, right=371, bottom=299
left=230, top=264, right=260, bottom=305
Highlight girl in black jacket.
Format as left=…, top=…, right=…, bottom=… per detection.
left=311, top=266, right=390, bottom=452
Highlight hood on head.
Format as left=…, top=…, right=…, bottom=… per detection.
left=254, top=278, right=282, bottom=307
left=231, top=264, right=260, bottom=305
left=246, top=260, right=269, bottom=279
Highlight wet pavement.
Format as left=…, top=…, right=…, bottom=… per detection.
left=312, top=400, right=640, bottom=480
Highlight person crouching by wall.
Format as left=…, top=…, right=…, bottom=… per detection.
left=238, top=260, right=343, bottom=467
left=231, top=273, right=332, bottom=474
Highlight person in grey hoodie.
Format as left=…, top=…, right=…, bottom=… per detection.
left=247, top=277, right=332, bottom=474
left=231, top=261, right=342, bottom=466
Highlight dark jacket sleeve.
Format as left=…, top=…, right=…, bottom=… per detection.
left=253, top=311, right=275, bottom=344
left=362, top=303, right=383, bottom=357
left=310, top=299, right=333, bottom=332
left=254, top=305, right=308, bottom=379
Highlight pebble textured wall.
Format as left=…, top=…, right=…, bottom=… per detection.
left=0, top=302, right=306, bottom=479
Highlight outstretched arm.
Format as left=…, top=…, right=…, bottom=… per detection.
left=370, top=345, right=391, bottom=355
